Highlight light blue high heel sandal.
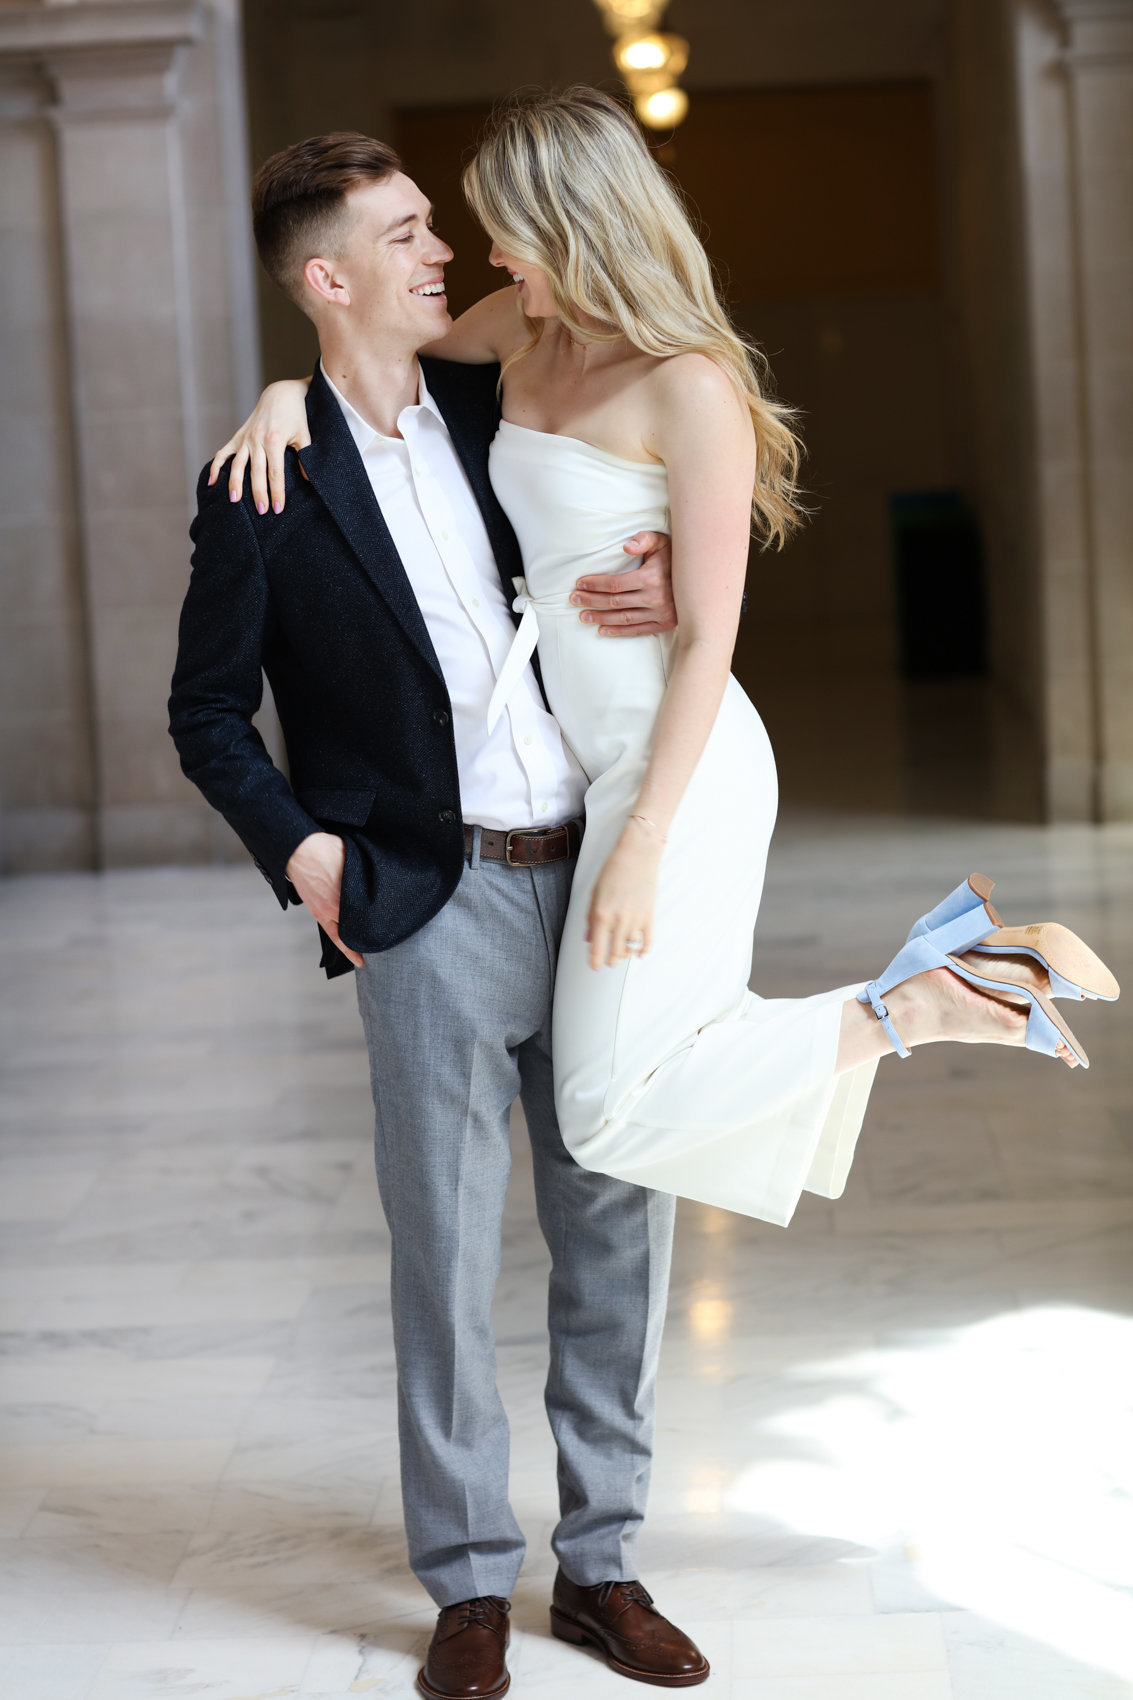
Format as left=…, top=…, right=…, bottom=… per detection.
left=905, top=874, right=1120, bottom=1004
left=860, top=872, right=1107, bottom=1068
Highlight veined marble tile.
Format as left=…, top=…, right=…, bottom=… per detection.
left=0, top=1438, right=234, bottom=1492
left=27, top=1488, right=218, bottom=1539
left=0, top=1587, right=188, bottom=1646
left=0, top=1486, right=45, bottom=1536
left=732, top=1675, right=954, bottom=1699
left=203, top=1481, right=382, bottom=1533
left=0, top=1173, right=100, bottom=1223
left=832, top=1197, right=1133, bottom=1236
left=299, top=1626, right=424, bottom=1696
left=726, top=1610, right=948, bottom=1676
left=86, top=1637, right=314, bottom=1699
left=2, top=828, right=1130, bottom=1697
left=7, top=1280, right=313, bottom=1333
left=0, top=1532, right=191, bottom=1596
left=943, top=1611, right=1133, bottom=1698
left=0, top=1643, right=108, bottom=1700
left=218, top=1432, right=393, bottom=1491
left=171, top=1583, right=429, bottom=1640
left=171, top=1524, right=410, bottom=1589
left=0, top=1355, right=275, bottom=1406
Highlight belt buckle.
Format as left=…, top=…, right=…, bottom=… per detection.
left=505, top=824, right=564, bottom=865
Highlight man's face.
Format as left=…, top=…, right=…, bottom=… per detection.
left=317, top=173, right=454, bottom=348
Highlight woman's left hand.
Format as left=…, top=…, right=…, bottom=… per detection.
left=208, top=378, right=312, bottom=513
left=586, top=821, right=664, bottom=969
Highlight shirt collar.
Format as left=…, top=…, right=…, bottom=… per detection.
left=319, top=358, right=445, bottom=454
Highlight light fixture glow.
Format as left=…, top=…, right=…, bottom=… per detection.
left=614, top=31, right=689, bottom=78
left=636, top=86, right=689, bottom=130
left=593, top=0, right=691, bottom=130
left=594, top=0, right=664, bottom=35
left=623, top=38, right=665, bottom=69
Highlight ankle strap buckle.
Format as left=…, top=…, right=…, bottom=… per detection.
left=859, top=980, right=912, bottom=1059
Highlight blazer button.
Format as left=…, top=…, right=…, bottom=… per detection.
left=433, top=709, right=450, bottom=727
left=438, top=808, right=457, bottom=824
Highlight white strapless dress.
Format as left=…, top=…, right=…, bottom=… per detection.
left=489, top=421, right=878, bottom=1226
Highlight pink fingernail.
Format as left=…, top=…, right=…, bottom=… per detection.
left=273, top=500, right=282, bottom=514
left=256, top=501, right=267, bottom=515
left=229, top=489, right=240, bottom=503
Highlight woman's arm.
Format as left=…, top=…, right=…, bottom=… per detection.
left=207, top=288, right=525, bottom=510
left=209, top=379, right=312, bottom=511
left=418, top=283, right=523, bottom=361
left=586, top=355, right=755, bottom=970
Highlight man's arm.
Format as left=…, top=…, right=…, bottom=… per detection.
left=169, top=471, right=324, bottom=901
left=572, top=530, right=677, bottom=637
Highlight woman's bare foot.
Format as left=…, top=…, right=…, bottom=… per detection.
left=886, top=966, right=1078, bottom=1065
left=954, top=950, right=1054, bottom=998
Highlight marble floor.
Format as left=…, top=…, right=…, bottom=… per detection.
left=2, top=810, right=1132, bottom=1699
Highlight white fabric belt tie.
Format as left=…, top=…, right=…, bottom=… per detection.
left=486, top=577, right=570, bottom=734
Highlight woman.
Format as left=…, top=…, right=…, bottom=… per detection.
left=214, top=88, right=1117, bottom=1225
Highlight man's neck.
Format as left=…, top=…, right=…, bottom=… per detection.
left=317, top=332, right=423, bottom=439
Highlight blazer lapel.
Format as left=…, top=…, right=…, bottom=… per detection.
left=421, top=356, right=525, bottom=615
left=298, top=366, right=444, bottom=681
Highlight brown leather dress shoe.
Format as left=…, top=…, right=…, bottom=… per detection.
left=418, top=1595, right=511, bottom=1699
left=550, top=1571, right=709, bottom=1687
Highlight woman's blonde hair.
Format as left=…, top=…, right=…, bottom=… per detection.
left=462, top=86, right=804, bottom=548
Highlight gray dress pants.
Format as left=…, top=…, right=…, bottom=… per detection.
left=354, top=840, right=676, bottom=1606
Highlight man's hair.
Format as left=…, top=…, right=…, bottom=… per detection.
left=251, top=131, right=402, bottom=307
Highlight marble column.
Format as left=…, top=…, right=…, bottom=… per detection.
left=1015, top=0, right=1133, bottom=820
left=0, top=1, right=260, bottom=870
left=1059, top=0, right=1133, bottom=819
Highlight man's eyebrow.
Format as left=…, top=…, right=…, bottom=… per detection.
left=380, top=203, right=434, bottom=237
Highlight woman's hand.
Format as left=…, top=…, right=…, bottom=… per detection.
left=585, top=817, right=665, bottom=970
left=208, top=378, right=312, bottom=513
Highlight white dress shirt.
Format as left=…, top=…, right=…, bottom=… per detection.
left=322, top=363, right=585, bottom=831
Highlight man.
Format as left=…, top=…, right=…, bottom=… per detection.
left=169, top=132, right=708, bottom=1698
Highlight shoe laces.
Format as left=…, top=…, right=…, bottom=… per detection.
left=596, top=1579, right=655, bottom=1613
left=453, top=1596, right=509, bottom=1631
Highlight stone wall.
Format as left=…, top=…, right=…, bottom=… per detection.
left=0, top=0, right=260, bottom=871
left=2, top=0, right=1129, bottom=863
left=948, top=0, right=1133, bottom=819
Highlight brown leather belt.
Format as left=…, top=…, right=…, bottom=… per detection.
left=464, top=820, right=582, bottom=867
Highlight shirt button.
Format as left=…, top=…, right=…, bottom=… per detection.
left=471, top=598, right=480, bottom=609
left=523, top=735, right=533, bottom=746
left=441, top=531, right=450, bottom=541
left=433, top=709, right=450, bottom=727
left=539, top=802, right=549, bottom=813
left=438, top=808, right=457, bottom=824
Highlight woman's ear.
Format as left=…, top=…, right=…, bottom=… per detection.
left=303, top=255, right=350, bottom=308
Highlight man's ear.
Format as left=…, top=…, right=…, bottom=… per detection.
left=303, top=255, right=350, bottom=308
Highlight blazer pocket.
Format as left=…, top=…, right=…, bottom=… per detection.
left=296, top=787, right=378, bottom=826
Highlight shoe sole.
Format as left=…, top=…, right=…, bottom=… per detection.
left=417, top=1666, right=510, bottom=1699
left=550, top=1607, right=710, bottom=1687
left=974, top=922, right=1120, bottom=1001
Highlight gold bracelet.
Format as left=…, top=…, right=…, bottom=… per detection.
left=629, top=812, right=668, bottom=844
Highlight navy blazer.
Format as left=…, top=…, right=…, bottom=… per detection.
left=169, top=358, right=525, bottom=978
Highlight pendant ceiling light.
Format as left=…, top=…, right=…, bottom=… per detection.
left=591, top=0, right=690, bottom=131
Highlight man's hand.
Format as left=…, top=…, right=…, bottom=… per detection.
left=571, top=530, right=677, bottom=637
left=285, top=832, right=364, bottom=968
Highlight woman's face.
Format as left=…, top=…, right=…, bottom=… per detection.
left=488, top=240, right=557, bottom=319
